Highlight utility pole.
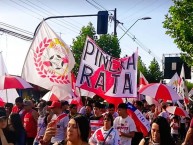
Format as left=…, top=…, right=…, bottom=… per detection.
left=114, top=8, right=117, bottom=36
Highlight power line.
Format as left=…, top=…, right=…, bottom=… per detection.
left=35, top=0, right=85, bottom=27
left=22, top=0, right=81, bottom=31
left=9, top=0, right=79, bottom=34
left=0, top=22, right=33, bottom=36
left=85, top=0, right=103, bottom=11
left=0, top=27, right=33, bottom=41
left=119, top=24, right=162, bottom=62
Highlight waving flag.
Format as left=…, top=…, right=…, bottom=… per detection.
left=0, top=52, right=19, bottom=104
left=76, top=37, right=138, bottom=98
left=22, top=21, right=75, bottom=90
left=167, top=72, right=179, bottom=92
left=127, top=102, right=150, bottom=136
left=139, top=72, right=148, bottom=89
left=178, top=65, right=189, bottom=104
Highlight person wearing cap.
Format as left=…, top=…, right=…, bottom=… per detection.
left=0, top=109, right=16, bottom=145
left=113, top=103, right=136, bottom=145
left=48, top=101, right=69, bottom=144
left=90, top=102, right=104, bottom=136
left=33, top=101, right=47, bottom=145
left=23, top=100, right=39, bottom=145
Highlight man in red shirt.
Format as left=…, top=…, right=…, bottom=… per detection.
left=23, top=100, right=38, bottom=145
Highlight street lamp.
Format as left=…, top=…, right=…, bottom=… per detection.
left=118, top=17, right=151, bottom=41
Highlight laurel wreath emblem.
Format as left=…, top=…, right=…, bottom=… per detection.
left=33, top=38, right=70, bottom=84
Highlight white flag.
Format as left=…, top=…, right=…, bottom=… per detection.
left=167, top=72, right=179, bottom=92
left=178, top=65, right=189, bottom=103
left=22, top=21, right=75, bottom=90
left=0, top=52, right=19, bottom=103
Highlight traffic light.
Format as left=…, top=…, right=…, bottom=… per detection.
left=97, top=11, right=108, bottom=34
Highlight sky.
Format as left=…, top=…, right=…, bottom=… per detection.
left=0, top=0, right=181, bottom=76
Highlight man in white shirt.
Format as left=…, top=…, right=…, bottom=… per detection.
left=113, top=103, right=136, bottom=145
left=49, top=101, right=69, bottom=144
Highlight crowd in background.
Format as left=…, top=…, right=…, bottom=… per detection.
left=0, top=96, right=192, bottom=145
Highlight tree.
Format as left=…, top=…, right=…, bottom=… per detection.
left=137, top=56, right=148, bottom=82
left=163, top=0, right=193, bottom=66
left=71, top=22, right=96, bottom=75
left=147, top=58, right=163, bottom=83
left=96, top=34, right=121, bottom=58
left=71, top=22, right=121, bottom=75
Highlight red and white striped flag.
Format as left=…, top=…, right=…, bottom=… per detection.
left=22, top=21, right=75, bottom=91
left=0, top=52, right=19, bottom=104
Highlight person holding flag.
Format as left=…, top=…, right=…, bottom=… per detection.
left=113, top=103, right=136, bottom=145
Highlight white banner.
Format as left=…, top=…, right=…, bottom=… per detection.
left=76, top=37, right=138, bottom=98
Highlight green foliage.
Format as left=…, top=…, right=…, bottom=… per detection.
left=71, top=22, right=121, bottom=76
left=146, top=58, right=163, bottom=83
left=96, top=34, right=121, bottom=58
left=163, top=0, right=193, bottom=66
left=137, top=56, right=148, bottom=83
left=71, top=22, right=96, bottom=75
left=186, top=81, right=193, bottom=92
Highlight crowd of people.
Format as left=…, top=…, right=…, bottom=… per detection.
left=0, top=96, right=192, bottom=145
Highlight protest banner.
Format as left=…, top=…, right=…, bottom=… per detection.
left=76, top=37, right=138, bottom=98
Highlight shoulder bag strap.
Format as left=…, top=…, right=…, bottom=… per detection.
left=102, top=128, right=114, bottom=145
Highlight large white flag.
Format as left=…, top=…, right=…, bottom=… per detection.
left=167, top=72, right=179, bottom=92
left=0, top=52, right=19, bottom=103
left=22, top=21, right=75, bottom=90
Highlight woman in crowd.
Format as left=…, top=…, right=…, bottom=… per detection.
left=89, top=113, right=120, bottom=145
left=139, top=116, right=175, bottom=145
left=40, top=115, right=89, bottom=145
left=8, top=113, right=26, bottom=145
left=0, top=108, right=16, bottom=145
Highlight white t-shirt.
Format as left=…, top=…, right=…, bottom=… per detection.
left=170, top=122, right=179, bottom=135
left=89, top=127, right=120, bottom=145
left=113, top=116, right=136, bottom=145
left=51, top=113, right=69, bottom=143
left=34, top=116, right=47, bottom=143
